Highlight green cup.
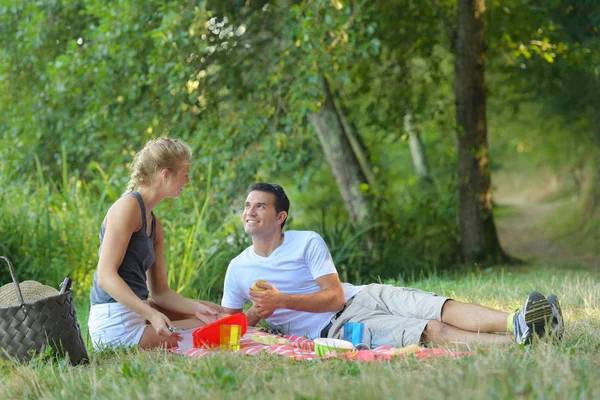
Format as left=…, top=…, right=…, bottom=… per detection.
left=313, top=338, right=353, bottom=357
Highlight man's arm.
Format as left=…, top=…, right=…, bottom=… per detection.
left=221, top=264, right=272, bottom=327
left=223, top=307, right=242, bottom=315
left=222, top=305, right=271, bottom=327
left=249, top=273, right=345, bottom=313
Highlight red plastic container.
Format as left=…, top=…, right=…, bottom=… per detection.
left=192, top=312, right=248, bottom=348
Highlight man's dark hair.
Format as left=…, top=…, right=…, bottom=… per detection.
left=249, top=182, right=290, bottom=228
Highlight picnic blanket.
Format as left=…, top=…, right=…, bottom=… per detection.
left=169, top=328, right=471, bottom=362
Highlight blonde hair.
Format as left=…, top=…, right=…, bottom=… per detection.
left=125, top=137, right=192, bottom=193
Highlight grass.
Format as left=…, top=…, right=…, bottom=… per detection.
left=1, top=146, right=598, bottom=398
left=1, top=263, right=598, bottom=399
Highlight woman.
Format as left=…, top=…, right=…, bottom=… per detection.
left=88, top=137, right=226, bottom=349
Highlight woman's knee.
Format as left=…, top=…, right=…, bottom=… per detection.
left=138, top=325, right=179, bottom=349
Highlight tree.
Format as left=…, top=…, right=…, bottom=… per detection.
left=404, top=112, right=432, bottom=184
left=454, top=0, right=506, bottom=263
left=308, top=74, right=373, bottom=225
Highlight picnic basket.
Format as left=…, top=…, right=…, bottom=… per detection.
left=0, top=256, right=88, bottom=365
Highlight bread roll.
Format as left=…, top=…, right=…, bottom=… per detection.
left=250, top=279, right=268, bottom=291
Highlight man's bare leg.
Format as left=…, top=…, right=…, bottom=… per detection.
left=422, top=320, right=514, bottom=346
left=440, top=300, right=509, bottom=333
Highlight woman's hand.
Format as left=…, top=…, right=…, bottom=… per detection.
left=148, top=311, right=182, bottom=340
left=194, top=303, right=220, bottom=325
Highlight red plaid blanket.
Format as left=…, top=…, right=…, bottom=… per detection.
left=169, top=328, right=471, bottom=362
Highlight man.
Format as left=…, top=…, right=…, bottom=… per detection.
left=221, top=183, right=563, bottom=347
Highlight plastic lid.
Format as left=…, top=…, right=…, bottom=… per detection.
left=192, top=312, right=248, bottom=348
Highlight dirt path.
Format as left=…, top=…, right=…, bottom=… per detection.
left=494, top=173, right=597, bottom=267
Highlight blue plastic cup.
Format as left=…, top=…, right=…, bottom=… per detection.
left=343, top=322, right=365, bottom=346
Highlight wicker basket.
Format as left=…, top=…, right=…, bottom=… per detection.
left=0, top=256, right=88, bottom=365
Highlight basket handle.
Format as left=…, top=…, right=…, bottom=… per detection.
left=0, top=256, right=25, bottom=305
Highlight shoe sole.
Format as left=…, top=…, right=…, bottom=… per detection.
left=547, top=294, right=564, bottom=339
left=523, top=291, right=553, bottom=338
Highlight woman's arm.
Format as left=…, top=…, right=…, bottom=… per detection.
left=146, top=217, right=221, bottom=324
left=96, top=196, right=161, bottom=323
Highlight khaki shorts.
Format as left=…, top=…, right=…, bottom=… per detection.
left=327, top=284, right=448, bottom=347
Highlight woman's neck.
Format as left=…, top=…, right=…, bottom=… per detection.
left=136, top=187, right=162, bottom=216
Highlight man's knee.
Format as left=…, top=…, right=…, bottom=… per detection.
left=440, top=299, right=459, bottom=321
left=421, top=320, right=450, bottom=343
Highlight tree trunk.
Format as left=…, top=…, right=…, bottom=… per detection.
left=340, top=114, right=377, bottom=188
left=308, top=74, right=372, bottom=225
left=584, top=133, right=600, bottom=213
left=404, top=112, right=432, bottom=184
left=328, top=82, right=377, bottom=188
left=454, top=0, right=506, bottom=263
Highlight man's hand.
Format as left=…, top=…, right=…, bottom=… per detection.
left=216, top=312, right=231, bottom=320
left=250, top=303, right=274, bottom=320
left=249, top=281, right=285, bottom=311
left=245, top=303, right=274, bottom=327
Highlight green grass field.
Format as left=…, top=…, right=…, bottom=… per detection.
left=1, top=163, right=598, bottom=399
left=1, top=263, right=598, bottom=400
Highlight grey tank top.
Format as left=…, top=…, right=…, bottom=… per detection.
left=89, top=192, right=156, bottom=305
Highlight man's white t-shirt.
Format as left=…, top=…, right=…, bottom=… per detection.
left=221, top=230, right=363, bottom=339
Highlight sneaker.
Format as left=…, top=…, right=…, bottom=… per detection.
left=547, top=294, right=564, bottom=340
left=512, top=291, right=553, bottom=345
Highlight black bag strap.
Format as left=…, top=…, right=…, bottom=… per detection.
left=0, top=256, right=24, bottom=305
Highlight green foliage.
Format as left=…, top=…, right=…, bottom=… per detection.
left=0, top=148, right=244, bottom=301
left=0, top=150, right=104, bottom=288
left=1, top=0, right=599, bottom=286
left=285, top=140, right=459, bottom=280
left=487, top=0, right=600, bottom=152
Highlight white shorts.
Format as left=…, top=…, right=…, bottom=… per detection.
left=88, top=302, right=148, bottom=350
